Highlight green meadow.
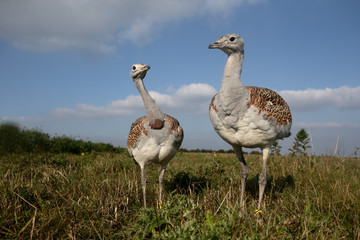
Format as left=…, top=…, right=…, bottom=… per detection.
left=0, top=123, right=359, bottom=239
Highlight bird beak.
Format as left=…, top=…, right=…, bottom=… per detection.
left=208, top=41, right=220, bottom=49
left=144, top=65, right=151, bottom=71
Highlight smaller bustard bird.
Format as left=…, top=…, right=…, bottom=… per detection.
left=127, top=63, right=184, bottom=207
left=208, top=34, right=292, bottom=211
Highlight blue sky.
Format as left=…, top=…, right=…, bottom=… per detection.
left=1, top=0, right=359, bottom=156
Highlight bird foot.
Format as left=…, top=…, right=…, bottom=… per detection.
left=254, top=209, right=265, bottom=226
left=156, top=200, right=163, bottom=209
left=254, top=209, right=263, bottom=217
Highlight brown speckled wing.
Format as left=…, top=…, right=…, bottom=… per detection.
left=165, top=114, right=184, bottom=146
left=127, top=116, right=148, bottom=149
left=246, top=86, right=292, bottom=125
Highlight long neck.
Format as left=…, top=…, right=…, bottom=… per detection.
left=219, top=52, right=244, bottom=96
left=217, top=52, right=247, bottom=114
left=134, top=78, right=164, bottom=119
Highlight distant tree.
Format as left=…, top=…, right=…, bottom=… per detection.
left=226, top=149, right=235, bottom=154
left=250, top=150, right=260, bottom=155
left=271, top=140, right=282, bottom=156
left=289, top=128, right=311, bottom=156
left=355, top=146, right=360, bottom=157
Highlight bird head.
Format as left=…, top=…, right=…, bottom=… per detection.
left=208, top=34, right=244, bottom=55
left=130, top=63, right=151, bottom=80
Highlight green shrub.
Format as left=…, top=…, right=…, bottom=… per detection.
left=0, top=122, right=124, bottom=154
left=0, top=122, right=22, bottom=153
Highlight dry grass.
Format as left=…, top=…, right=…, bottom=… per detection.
left=1, top=151, right=359, bottom=239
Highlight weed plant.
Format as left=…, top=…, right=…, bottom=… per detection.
left=1, top=150, right=359, bottom=239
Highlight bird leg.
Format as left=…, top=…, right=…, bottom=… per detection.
left=158, top=165, right=168, bottom=203
left=233, top=146, right=249, bottom=210
left=140, top=166, right=147, bottom=207
left=258, top=147, right=269, bottom=210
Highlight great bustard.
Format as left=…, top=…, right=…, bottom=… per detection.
left=127, top=63, right=184, bottom=207
left=208, top=34, right=292, bottom=211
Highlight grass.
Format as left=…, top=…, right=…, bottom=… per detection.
left=0, top=151, right=359, bottom=239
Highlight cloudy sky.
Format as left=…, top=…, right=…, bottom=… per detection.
left=1, top=0, right=359, bottom=156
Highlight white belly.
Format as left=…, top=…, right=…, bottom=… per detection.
left=131, top=136, right=178, bottom=167
left=210, top=105, right=280, bottom=148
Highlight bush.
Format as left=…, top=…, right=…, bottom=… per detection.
left=0, top=122, right=22, bottom=153
left=0, top=122, right=125, bottom=154
left=21, top=128, right=52, bottom=152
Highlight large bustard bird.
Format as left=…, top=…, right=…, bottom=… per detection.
left=127, top=64, right=184, bottom=207
left=208, top=34, right=292, bottom=210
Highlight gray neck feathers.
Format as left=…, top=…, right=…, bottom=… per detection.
left=134, top=78, right=164, bottom=120
left=218, top=52, right=246, bottom=108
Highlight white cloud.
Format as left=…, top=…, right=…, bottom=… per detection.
left=51, top=85, right=360, bottom=119
left=52, top=95, right=143, bottom=118
left=279, top=86, right=360, bottom=111
left=0, top=0, right=259, bottom=54
left=51, top=83, right=216, bottom=119
left=164, top=83, right=217, bottom=113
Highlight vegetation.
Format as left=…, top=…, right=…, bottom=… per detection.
left=0, top=122, right=124, bottom=154
left=1, top=152, right=359, bottom=238
left=1, top=122, right=359, bottom=239
left=289, top=128, right=311, bottom=156
left=271, top=140, right=282, bottom=156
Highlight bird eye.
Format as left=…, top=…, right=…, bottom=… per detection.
left=132, top=66, right=136, bottom=70
left=230, top=37, right=236, bottom=42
